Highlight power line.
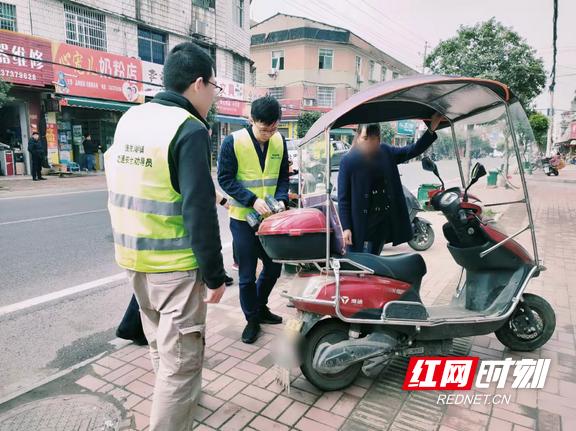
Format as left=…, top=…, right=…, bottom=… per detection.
left=360, top=1, right=427, bottom=46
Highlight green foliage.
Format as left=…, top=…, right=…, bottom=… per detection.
left=380, top=123, right=396, bottom=143
left=0, top=78, right=13, bottom=109
left=528, top=112, right=549, bottom=152
left=297, top=111, right=322, bottom=138
left=425, top=18, right=546, bottom=107
left=206, top=103, right=218, bottom=128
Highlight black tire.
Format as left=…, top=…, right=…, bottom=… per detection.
left=300, top=319, right=362, bottom=391
left=495, top=293, right=555, bottom=352
left=408, top=223, right=435, bottom=251
left=553, top=170, right=559, bottom=176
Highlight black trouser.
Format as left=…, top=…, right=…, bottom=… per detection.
left=31, top=154, right=43, bottom=180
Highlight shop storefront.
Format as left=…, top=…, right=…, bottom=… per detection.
left=50, top=42, right=143, bottom=170
left=0, top=30, right=53, bottom=176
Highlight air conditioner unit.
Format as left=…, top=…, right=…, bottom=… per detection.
left=191, top=20, right=208, bottom=36
left=303, top=99, right=316, bottom=107
left=268, top=68, right=278, bottom=77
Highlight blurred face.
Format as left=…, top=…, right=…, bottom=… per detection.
left=356, top=127, right=380, bottom=155
left=251, top=120, right=279, bottom=144
left=32, top=133, right=39, bottom=140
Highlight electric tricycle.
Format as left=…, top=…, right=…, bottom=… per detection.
left=258, top=75, right=554, bottom=391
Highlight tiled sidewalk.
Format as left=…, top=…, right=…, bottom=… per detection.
left=2, top=168, right=575, bottom=431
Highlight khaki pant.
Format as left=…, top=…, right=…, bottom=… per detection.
left=128, top=269, right=206, bottom=431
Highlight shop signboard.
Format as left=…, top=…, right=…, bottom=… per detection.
left=397, top=120, right=417, bottom=136
left=141, top=61, right=164, bottom=98
left=216, top=77, right=246, bottom=117
left=0, top=30, right=53, bottom=87
left=45, top=123, right=59, bottom=164
left=52, top=42, right=143, bottom=103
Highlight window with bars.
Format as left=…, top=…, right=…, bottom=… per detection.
left=233, top=54, right=245, bottom=83
left=64, top=4, right=107, bottom=51
left=271, top=50, right=284, bottom=70
left=318, top=48, right=333, bottom=70
left=268, top=87, right=284, bottom=99
left=355, top=56, right=362, bottom=77
left=234, top=0, right=244, bottom=28
left=138, top=27, right=166, bottom=64
left=0, top=2, right=16, bottom=31
left=381, top=65, right=387, bottom=81
left=317, top=86, right=335, bottom=107
left=392, top=71, right=400, bottom=80
left=192, top=0, right=215, bottom=9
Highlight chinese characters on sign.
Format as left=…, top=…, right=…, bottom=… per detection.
left=216, top=77, right=246, bottom=117
left=118, top=144, right=152, bottom=167
left=0, top=30, right=53, bottom=86
left=403, top=357, right=550, bottom=391
left=52, top=42, right=143, bottom=103
left=141, top=61, right=164, bottom=97
left=45, top=123, right=59, bottom=165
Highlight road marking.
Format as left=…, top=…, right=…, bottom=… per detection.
left=0, top=241, right=233, bottom=317
left=0, top=209, right=108, bottom=226
left=0, top=188, right=107, bottom=200
left=0, top=273, right=126, bottom=317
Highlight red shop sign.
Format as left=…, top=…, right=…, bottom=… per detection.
left=52, top=42, right=143, bottom=103
left=217, top=98, right=245, bottom=117
left=0, top=30, right=53, bottom=87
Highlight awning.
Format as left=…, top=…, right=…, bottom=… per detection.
left=60, top=97, right=138, bottom=112
left=330, top=128, right=355, bottom=136
left=215, top=115, right=249, bottom=125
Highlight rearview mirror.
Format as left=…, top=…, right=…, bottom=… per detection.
left=422, top=157, right=438, bottom=175
left=470, top=163, right=487, bottom=185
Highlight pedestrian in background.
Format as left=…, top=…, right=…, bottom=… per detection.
left=82, top=133, right=100, bottom=171
left=27, top=131, right=46, bottom=181
left=217, top=96, right=289, bottom=344
left=105, top=42, right=226, bottom=431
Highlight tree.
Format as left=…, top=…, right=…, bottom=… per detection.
left=206, top=103, right=218, bottom=129
left=380, top=123, right=396, bottom=144
left=425, top=18, right=546, bottom=181
left=528, top=112, right=549, bottom=153
left=0, top=78, right=13, bottom=109
left=425, top=18, right=546, bottom=107
left=297, top=111, right=322, bottom=138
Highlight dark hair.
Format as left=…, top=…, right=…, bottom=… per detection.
left=163, top=42, right=214, bottom=93
left=251, top=95, right=282, bottom=125
left=84, top=133, right=91, bottom=138
left=356, top=123, right=381, bottom=138
left=31, top=131, right=39, bottom=135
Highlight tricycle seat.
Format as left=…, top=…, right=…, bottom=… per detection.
left=343, top=252, right=427, bottom=285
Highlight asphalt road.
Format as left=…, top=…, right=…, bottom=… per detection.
left=0, top=155, right=504, bottom=400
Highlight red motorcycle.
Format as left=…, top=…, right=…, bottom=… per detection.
left=258, top=76, right=555, bottom=391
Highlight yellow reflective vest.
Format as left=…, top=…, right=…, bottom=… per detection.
left=104, top=102, right=203, bottom=272
left=228, top=128, right=284, bottom=221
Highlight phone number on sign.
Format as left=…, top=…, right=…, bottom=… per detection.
left=0, top=69, right=38, bottom=81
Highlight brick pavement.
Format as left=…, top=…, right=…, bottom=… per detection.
left=1, top=166, right=575, bottom=430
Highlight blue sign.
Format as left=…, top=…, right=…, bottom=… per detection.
left=397, top=120, right=417, bottom=136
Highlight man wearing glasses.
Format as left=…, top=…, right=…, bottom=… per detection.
left=105, top=43, right=226, bottom=430
left=218, top=96, right=290, bottom=343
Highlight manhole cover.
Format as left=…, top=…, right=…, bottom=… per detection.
left=0, top=394, right=122, bottom=431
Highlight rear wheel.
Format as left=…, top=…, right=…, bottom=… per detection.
left=300, top=319, right=362, bottom=391
left=495, top=294, right=555, bottom=351
left=408, top=222, right=435, bottom=251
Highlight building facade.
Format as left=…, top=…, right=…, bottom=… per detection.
left=0, top=0, right=251, bottom=175
left=250, top=14, right=417, bottom=141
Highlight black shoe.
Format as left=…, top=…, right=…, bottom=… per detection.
left=224, top=274, right=234, bottom=286
left=32, top=178, right=38, bottom=181
left=38, top=177, right=47, bottom=180
left=242, top=320, right=260, bottom=344
left=259, top=308, right=283, bottom=325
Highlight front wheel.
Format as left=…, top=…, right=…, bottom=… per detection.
left=495, top=293, right=555, bottom=352
left=300, top=319, right=362, bottom=391
left=408, top=221, right=435, bottom=251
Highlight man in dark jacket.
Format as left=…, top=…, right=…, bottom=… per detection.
left=27, top=131, right=46, bottom=181
left=217, top=96, right=289, bottom=344
left=82, top=133, right=100, bottom=171
left=338, top=114, right=443, bottom=254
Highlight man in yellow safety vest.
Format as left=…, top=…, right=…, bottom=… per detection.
left=217, top=96, right=290, bottom=344
left=104, top=42, right=226, bottom=431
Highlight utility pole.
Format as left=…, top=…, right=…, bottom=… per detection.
left=421, top=41, right=430, bottom=74
left=547, top=0, right=559, bottom=156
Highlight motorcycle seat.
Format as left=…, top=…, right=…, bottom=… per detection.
left=342, top=252, right=427, bottom=285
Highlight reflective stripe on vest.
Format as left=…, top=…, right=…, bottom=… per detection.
left=228, top=128, right=284, bottom=221
left=104, top=102, right=204, bottom=272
